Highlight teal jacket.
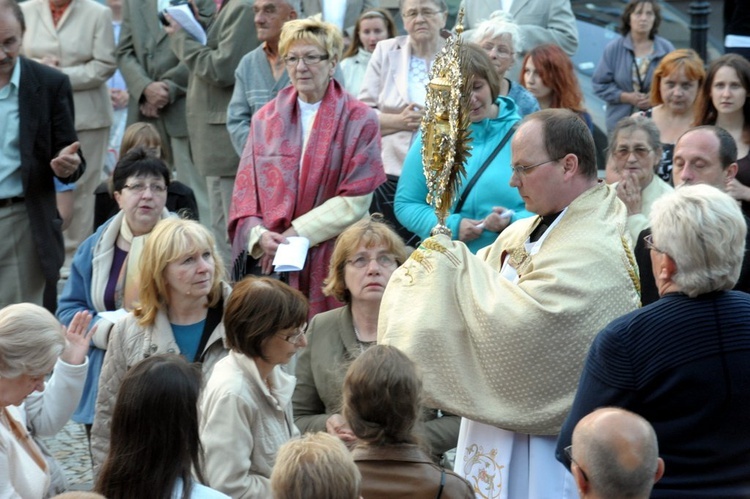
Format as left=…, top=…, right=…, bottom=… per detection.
left=395, top=96, right=533, bottom=253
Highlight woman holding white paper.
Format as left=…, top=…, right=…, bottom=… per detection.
left=228, top=18, right=385, bottom=319
left=91, top=217, right=231, bottom=471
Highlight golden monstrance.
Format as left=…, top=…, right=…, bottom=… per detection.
left=421, top=8, right=473, bottom=237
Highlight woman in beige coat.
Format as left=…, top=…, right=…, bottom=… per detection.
left=91, top=218, right=230, bottom=472
left=21, top=0, right=116, bottom=266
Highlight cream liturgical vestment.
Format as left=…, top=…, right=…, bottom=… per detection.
left=378, top=184, right=641, bottom=499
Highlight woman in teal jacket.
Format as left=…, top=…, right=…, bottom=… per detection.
left=395, top=43, right=532, bottom=253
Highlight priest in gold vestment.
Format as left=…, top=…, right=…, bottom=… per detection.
left=379, top=109, right=641, bottom=499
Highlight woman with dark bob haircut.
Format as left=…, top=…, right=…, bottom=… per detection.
left=58, top=146, right=172, bottom=441
left=343, top=345, right=474, bottom=498
left=95, top=354, right=228, bottom=499
left=200, top=277, right=307, bottom=497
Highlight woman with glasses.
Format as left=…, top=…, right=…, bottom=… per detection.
left=395, top=43, right=532, bottom=254
left=592, top=0, right=675, bottom=134
left=229, top=17, right=384, bottom=319
left=558, top=185, right=750, bottom=497
left=293, top=218, right=450, bottom=450
left=91, top=217, right=230, bottom=471
left=200, top=276, right=307, bottom=498
left=472, top=11, right=540, bottom=118
left=358, top=0, right=449, bottom=244
left=608, top=116, right=672, bottom=243
left=57, top=148, right=173, bottom=444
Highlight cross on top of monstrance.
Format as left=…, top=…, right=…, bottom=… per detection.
left=421, top=8, right=473, bottom=237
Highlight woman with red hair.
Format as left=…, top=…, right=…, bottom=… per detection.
left=520, top=43, right=594, bottom=133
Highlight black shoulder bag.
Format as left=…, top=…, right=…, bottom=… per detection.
left=453, top=124, right=517, bottom=214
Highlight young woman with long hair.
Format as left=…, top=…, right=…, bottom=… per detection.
left=520, top=43, right=594, bottom=133
left=95, top=354, right=228, bottom=499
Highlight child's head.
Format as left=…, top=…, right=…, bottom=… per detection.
left=120, top=122, right=163, bottom=160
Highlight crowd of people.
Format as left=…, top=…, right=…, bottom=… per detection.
left=2, top=0, right=750, bottom=497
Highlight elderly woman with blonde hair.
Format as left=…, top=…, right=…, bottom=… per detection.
left=228, top=17, right=385, bottom=318
left=0, top=304, right=93, bottom=498
left=558, top=184, right=750, bottom=496
left=91, top=218, right=230, bottom=471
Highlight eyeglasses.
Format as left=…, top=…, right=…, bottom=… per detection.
left=612, top=146, right=653, bottom=160
left=564, top=445, right=589, bottom=483
left=346, top=253, right=398, bottom=269
left=402, top=8, right=443, bottom=19
left=481, top=43, right=514, bottom=58
left=277, top=324, right=307, bottom=344
left=283, top=54, right=329, bottom=67
left=123, top=183, right=167, bottom=194
left=0, top=38, right=20, bottom=54
left=643, top=234, right=667, bottom=254
left=510, top=158, right=561, bottom=176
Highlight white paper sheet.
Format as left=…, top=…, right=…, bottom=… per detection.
left=272, top=236, right=310, bottom=272
left=165, top=4, right=207, bottom=45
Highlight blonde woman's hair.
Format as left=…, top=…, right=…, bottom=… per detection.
left=135, top=218, right=225, bottom=326
left=271, top=432, right=361, bottom=499
left=279, top=17, right=343, bottom=62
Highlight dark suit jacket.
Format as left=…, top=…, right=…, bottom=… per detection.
left=18, top=57, right=85, bottom=311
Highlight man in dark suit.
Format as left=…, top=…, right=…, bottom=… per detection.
left=0, top=0, right=84, bottom=311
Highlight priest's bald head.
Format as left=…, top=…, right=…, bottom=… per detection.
left=569, top=407, right=665, bottom=499
left=510, top=109, right=599, bottom=216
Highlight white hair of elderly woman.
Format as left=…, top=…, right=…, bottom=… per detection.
left=470, top=10, right=524, bottom=55
left=0, top=303, right=65, bottom=379
left=649, top=184, right=747, bottom=297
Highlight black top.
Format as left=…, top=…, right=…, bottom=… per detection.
left=557, top=291, right=750, bottom=498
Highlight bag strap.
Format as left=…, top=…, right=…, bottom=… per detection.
left=435, top=469, right=446, bottom=499
left=198, top=297, right=223, bottom=362
left=453, top=123, right=517, bottom=215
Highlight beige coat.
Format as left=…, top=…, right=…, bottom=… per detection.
left=170, top=0, right=258, bottom=177
left=116, top=0, right=215, bottom=138
left=201, top=351, right=299, bottom=498
left=90, top=283, right=231, bottom=471
left=21, top=0, right=115, bottom=131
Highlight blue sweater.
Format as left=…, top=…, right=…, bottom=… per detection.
left=57, top=215, right=121, bottom=424
left=394, top=96, right=532, bottom=253
left=557, top=291, right=750, bottom=498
